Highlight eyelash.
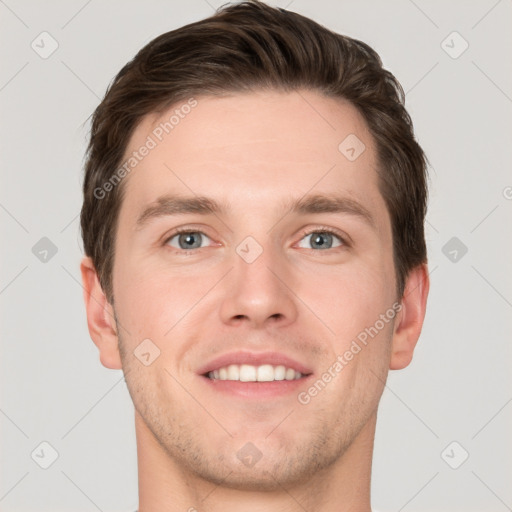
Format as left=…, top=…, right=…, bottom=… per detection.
left=163, top=226, right=349, bottom=255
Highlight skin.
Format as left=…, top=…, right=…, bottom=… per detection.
left=81, top=89, right=429, bottom=512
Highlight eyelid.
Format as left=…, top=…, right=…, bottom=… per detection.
left=163, top=224, right=351, bottom=253
left=295, top=225, right=351, bottom=248
left=163, top=226, right=215, bottom=249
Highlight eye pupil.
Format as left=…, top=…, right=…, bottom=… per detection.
left=311, top=232, right=332, bottom=249
left=180, top=232, right=201, bottom=249
left=170, top=230, right=341, bottom=253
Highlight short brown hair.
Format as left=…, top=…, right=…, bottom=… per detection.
left=80, top=0, right=428, bottom=304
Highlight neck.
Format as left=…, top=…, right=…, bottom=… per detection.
left=136, top=410, right=375, bottom=512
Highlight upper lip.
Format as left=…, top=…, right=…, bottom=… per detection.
left=197, top=351, right=314, bottom=376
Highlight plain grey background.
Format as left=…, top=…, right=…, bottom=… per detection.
left=1, top=0, right=511, bottom=511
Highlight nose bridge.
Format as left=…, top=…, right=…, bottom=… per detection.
left=218, top=233, right=298, bottom=327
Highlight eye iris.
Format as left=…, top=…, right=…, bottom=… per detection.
left=174, top=232, right=337, bottom=250
left=179, top=232, right=202, bottom=249
left=310, top=232, right=332, bottom=249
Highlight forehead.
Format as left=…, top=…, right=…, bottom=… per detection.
left=119, top=89, right=385, bottom=223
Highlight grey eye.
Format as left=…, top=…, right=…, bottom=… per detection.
left=167, top=231, right=211, bottom=250
left=297, top=231, right=343, bottom=250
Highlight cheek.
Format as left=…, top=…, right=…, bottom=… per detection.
left=300, top=261, right=396, bottom=397
left=113, top=260, right=216, bottom=342
left=299, top=256, right=395, bottom=342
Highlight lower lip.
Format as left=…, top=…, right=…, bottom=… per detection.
left=199, top=375, right=314, bottom=399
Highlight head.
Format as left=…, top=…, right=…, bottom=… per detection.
left=80, top=0, right=429, bottom=493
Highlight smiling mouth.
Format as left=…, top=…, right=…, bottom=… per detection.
left=204, top=363, right=311, bottom=382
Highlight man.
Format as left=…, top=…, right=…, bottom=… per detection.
left=80, top=1, right=430, bottom=510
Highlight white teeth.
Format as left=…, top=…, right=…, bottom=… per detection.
left=257, top=364, right=274, bottom=382
left=274, top=365, right=286, bottom=380
left=239, top=364, right=257, bottom=382
left=285, top=368, right=296, bottom=380
left=227, top=364, right=239, bottom=380
left=207, top=364, right=303, bottom=382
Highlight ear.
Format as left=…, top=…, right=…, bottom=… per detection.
left=80, top=256, right=122, bottom=370
left=389, top=263, right=430, bottom=370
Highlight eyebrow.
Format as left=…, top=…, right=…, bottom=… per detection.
left=135, top=193, right=375, bottom=230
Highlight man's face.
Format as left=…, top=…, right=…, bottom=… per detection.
left=112, top=89, right=398, bottom=489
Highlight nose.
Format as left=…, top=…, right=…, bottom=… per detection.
left=218, top=241, right=298, bottom=329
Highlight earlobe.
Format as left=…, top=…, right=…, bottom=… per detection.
left=389, top=263, right=430, bottom=370
left=80, top=256, right=122, bottom=370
